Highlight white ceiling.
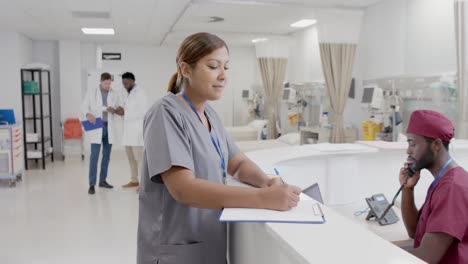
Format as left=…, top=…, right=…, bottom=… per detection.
left=0, top=0, right=384, bottom=47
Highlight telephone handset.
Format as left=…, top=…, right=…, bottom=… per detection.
left=365, top=165, right=417, bottom=225
left=365, top=194, right=400, bottom=225
left=405, top=167, right=415, bottom=177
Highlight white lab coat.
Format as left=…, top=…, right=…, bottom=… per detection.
left=80, top=85, right=124, bottom=144
left=122, top=85, right=148, bottom=146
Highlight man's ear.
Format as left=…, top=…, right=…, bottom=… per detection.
left=432, top=139, right=443, bottom=152
left=179, top=62, right=192, bottom=79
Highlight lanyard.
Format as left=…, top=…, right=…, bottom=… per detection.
left=428, top=158, right=453, bottom=194
left=180, top=92, right=227, bottom=182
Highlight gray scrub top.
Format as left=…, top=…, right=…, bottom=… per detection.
left=137, top=93, right=240, bottom=264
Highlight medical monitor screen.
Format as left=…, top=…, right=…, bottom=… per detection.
left=375, top=196, right=385, bottom=202
left=362, top=87, right=374, bottom=104
left=283, top=89, right=290, bottom=100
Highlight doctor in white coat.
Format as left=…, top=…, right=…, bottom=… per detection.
left=81, top=72, right=124, bottom=195
left=120, top=72, right=148, bottom=188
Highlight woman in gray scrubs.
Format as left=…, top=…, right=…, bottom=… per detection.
left=137, top=32, right=301, bottom=264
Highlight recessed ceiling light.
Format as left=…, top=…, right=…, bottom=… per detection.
left=81, top=28, right=115, bottom=35
left=208, top=16, right=225, bottom=23
left=72, top=11, right=111, bottom=19
left=252, top=38, right=268, bottom=43
left=290, top=19, right=317, bottom=28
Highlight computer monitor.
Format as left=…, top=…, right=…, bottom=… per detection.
left=242, top=90, right=250, bottom=99
left=362, top=87, right=374, bottom=104
left=283, top=89, right=290, bottom=100
left=361, top=86, right=383, bottom=109
left=0, top=109, right=16, bottom=125
left=282, top=88, right=296, bottom=103
left=348, top=78, right=355, bottom=99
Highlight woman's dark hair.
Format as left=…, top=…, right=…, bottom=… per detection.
left=167, top=32, right=228, bottom=94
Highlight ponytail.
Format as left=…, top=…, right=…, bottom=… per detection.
left=167, top=73, right=180, bottom=94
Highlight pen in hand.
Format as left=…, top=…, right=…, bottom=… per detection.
left=279, top=176, right=285, bottom=185
left=274, top=168, right=285, bottom=185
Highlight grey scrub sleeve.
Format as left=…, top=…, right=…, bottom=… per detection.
left=137, top=93, right=239, bottom=264
left=145, top=103, right=194, bottom=183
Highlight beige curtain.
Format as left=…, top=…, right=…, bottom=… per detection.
left=319, top=43, right=357, bottom=143
left=455, top=0, right=468, bottom=138
left=258, top=57, right=288, bottom=139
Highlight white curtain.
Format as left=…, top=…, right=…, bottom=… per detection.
left=319, top=43, right=357, bottom=143
left=316, top=12, right=362, bottom=143
left=255, top=38, right=290, bottom=139
left=455, top=0, right=468, bottom=138
left=257, top=57, right=288, bottom=138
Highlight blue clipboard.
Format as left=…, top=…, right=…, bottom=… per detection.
left=81, top=118, right=103, bottom=131
left=0, top=109, right=16, bottom=125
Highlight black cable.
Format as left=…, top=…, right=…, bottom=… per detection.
left=378, top=184, right=404, bottom=221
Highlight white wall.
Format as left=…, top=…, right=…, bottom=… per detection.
left=287, top=11, right=364, bottom=134
left=0, top=32, right=32, bottom=120
left=282, top=26, right=324, bottom=134
left=80, top=43, right=97, bottom=98
left=18, top=34, right=33, bottom=67
left=59, top=41, right=83, bottom=120
left=285, top=1, right=456, bottom=139
left=357, top=0, right=456, bottom=82
left=289, top=26, right=323, bottom=82
left=316, top=9, right=364, bottom=44
left=355, top=0, right=456, bottom=79
left=0, top=32, right=21, bottom=118
left=229, top=47, right=261, bottom=126
left=405, top=0, right=456, bottom=75
left=346, top=0, right=456, bottom=138
left=344, top=0, right=408, bottom=135
left=98, top=44, right=178, bottom=106
left=356, top=0, right=407, bottom=79
left=0, top=33, right=65, bottom=155
left=75, top=43, right=259, bottom=127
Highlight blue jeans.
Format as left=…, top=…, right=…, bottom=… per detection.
left=89, top=123, right=112, bottom=187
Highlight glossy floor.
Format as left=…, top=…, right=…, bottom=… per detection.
left=0, top=151, right=139, bottom=264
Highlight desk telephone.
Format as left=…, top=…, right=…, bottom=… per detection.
left=365, top=194, right=399, bottom=225
left=365, top=167, right=415, bottom=226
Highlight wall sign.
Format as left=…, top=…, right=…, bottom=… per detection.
left=102, top=53, right=121, bottom=60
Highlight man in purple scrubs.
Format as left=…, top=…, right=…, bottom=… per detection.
left=399, top=110, right=468, bottom=263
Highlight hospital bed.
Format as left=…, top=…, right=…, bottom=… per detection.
left=225, top=120, right=268, bottom=141
left=236, top=133, right=300, bottom=152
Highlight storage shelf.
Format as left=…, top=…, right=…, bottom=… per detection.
left=21, top=68, right=54, bottom=170
left=26, top=137, right=51, bottom=144
left=27, top=152, right=52, bottom=160
left=0, top=175, right=17, bottom=180
left=21, top=69, right=50, bottom=72
left=23, top=93, right=49, bottom=95
left=25, top=115, right=50, bottom=120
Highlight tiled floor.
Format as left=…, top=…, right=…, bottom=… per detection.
left=0, top=151, right=139, bottom=264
